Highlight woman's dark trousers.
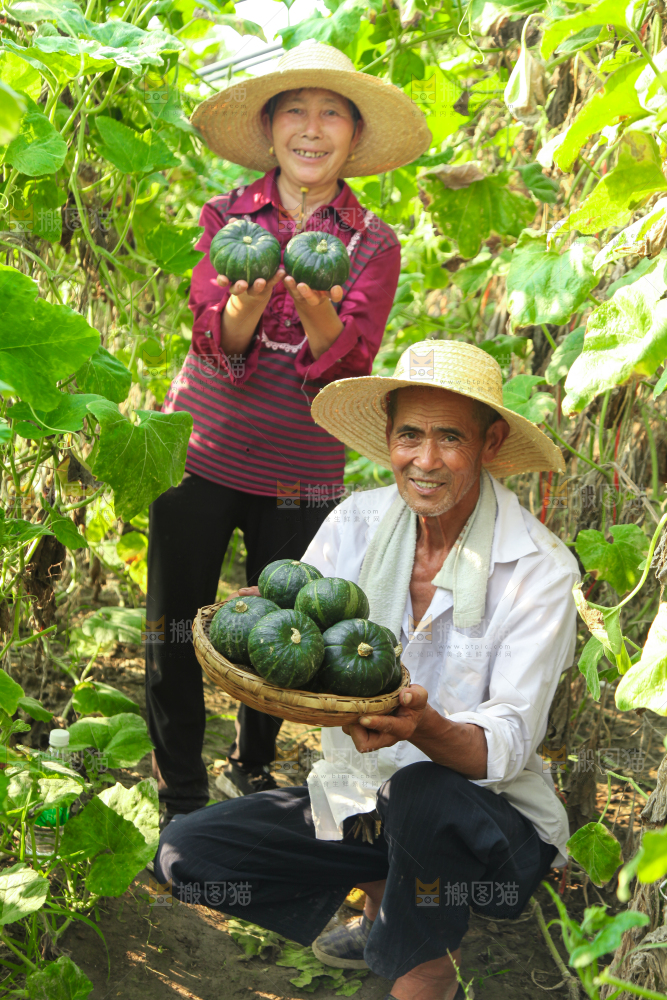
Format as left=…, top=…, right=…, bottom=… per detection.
left=145, top=472, right=330, bottom=815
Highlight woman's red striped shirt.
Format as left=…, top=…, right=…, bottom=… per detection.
left=162, top=168, right=400, bottom=497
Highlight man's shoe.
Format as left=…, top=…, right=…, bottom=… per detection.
left=312, top=914, right=371, bottom=970
left=218, top=761, right=278, bottom=797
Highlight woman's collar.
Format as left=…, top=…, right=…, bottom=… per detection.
left=227, top=167, right=368, bottom=230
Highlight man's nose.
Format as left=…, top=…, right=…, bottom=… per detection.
left=412, top=437, right=443, bottom=471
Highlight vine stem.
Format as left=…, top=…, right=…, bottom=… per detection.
left=618, top=511, right=667, bottom=610
left=531, top=898, right=579, bottom=998
left=595, top=970, right=667, bottom=999
left=545, top=423, right=610, bottom=478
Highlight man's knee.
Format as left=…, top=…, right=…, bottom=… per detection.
left=377, top=762, right=468, bottom=824
left=154, top=813, right=197, bottom=886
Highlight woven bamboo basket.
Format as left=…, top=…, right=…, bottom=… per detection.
left=193, top=602, right=411, bottom=726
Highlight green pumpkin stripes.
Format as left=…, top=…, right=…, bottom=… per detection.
left=209, top=218, right=280, bottom=285
left=283, top=231, right=350, bottom=290
left=317, top=619, right=396, bottom=697
left=209, top=595, right=280, bottom=665
left=294, top=577, right=369, bottom=631
left=258, top=558, right=323, bottom=609
left=248, top=609, right=324, bottom=688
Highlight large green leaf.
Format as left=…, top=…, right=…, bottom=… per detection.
left=72, top=681, right=140, bottom=717
left=9, top=393, right=104, bottom=439
left=562, top=255, right=667, bottom=413
left=424, top=172, right=536, bottom=259
left=0, top=863, right=48, bottom=925
left=95, top=116, right=179, bottom=174
left=566, top=822, right=622, bottom=887
left=18, top=695, right=52, bottom=722
left=616, top=603, right=667, bottom=714
left=67, top=713, right=153, bottom=768
left=98, top=778, right=159, bottom=852
left=75, top=346, right=132, bottom=404
left=541, top=0, right=634, bottom=58
left=554, top=60, right=645, bottom=172
left=145, top=223, right=205, bottom=275
left=6, top=0, right=90, bottom=36
left=578, top=635, right=605, bottom=700
left=60, top=795, right=153, bottom=896
left=0, top=80, right=26, bottom=145
left=0, top=266, right=100, bottom=410
left=12, top=176, right=67, bottom=242
left=37, top=775, right=84, bottom=810
left=87, top=399, right=192, bottom=520
left=80, top=606, right=143, bottom=645
left=575, top=523, right=647, bottom=595
left=89, top=20, right=183, bottom=68
left=279, top=0, right=378, bottom=51
left=570, top=911, right=649, bottom=967
left=26, top=955, right=93, bottom=1000
left=502, top=375, right=556, bottom=423
left=0, top=50, right=43, bottom=101
left=506, top=231, right=598, bottom=328
left=0, top=670, right=25, bottom=715
left=545, top=328, right=585, bottom=385
left=4, top=111, right=67, bottom=176
left=568, top=131, right=667, bottom=234
left=593, top=199, right=667, bottom=272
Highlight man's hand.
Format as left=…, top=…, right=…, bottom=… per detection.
left=342, top=684, right=429, bottom=753
left=221, top=586, right=261, bottom=603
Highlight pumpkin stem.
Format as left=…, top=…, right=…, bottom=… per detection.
left=291, top=628, right=302, bottom=644
left=242, top=235, right=252, bottom=244
left=394, top=645, right=403, bottom=656
left=357, top=642, right=373, bottom=657
left=235, top=600, right=248, bottom=613
left=316, top=238, right=329, bottom=253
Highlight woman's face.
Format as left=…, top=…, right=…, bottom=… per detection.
left=263, top=88, right=362, bottom=188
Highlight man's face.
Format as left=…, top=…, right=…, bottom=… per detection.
left=386, top=386, right=507, bottom=517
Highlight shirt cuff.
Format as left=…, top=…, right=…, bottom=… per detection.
left=446, top=711, right=516, bottom=788
left=294, top=316, right=365, bottom=381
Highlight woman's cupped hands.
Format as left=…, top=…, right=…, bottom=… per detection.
left=216, top=271, right=344, bottom=311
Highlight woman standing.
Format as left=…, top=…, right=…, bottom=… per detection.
left=146, top=41, right=430, bottom=824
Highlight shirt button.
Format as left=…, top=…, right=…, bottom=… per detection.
left=284, top=319, right=291, bottom=327
left=204, top=330, right=212, bottom=339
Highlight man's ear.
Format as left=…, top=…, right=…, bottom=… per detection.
left=482, top=418, right=510, bottom=464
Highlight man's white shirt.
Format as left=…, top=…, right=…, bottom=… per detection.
left=302, top=476, right=579, bottom=864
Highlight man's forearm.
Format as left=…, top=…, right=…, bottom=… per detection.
left=410, top=706, right=488, bottom=780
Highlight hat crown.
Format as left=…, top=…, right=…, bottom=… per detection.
left=276, top=41, right=356, bottom=75
left=393, top=340, right=504, bottom=409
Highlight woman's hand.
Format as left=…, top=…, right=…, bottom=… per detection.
left=218, top=270, right=285, bottom=356
left=283, top=275, right=344, bottom=360
left=342, top=685, right=430, bottom=753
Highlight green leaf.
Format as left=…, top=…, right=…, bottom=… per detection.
left=48, top=510, right=88, bottom=550
left=635, top=48, right=667, bottom=113
left=60, top=795, right=153, bottom=896
left=279, top=0, right=368, bottom=51
left=18, top=695, right=53, bottom=721
left=75, top=346, right=132, bottom=405
left=0, top=266, right=100, bottom=411
left=87, top=399, right=192, bottom=521
left=72, top=681, right=140, bottom=718
left=67, top=713, right=153, bottom=768
left=214, top=14, right=266, bottom=39
left=578, top=636, right=604, bottom=700
left=593, top=197, right=667, bottom=272
left=575, top=524, right=648, bottom=595
left=116, top=531, right=147, bottom=562
left=502, top=374, right=556, bottom=423
left=80, top=606, right=143, bottom=645
left=566, top=822, right=622, bottom=887
left=479, top=334, right=530, bottom=368
left=570, top=911, right=649, bottom=967
left=6, top=0, right=90, bottom=36
left=0, top=670, right=25, bottom=714
left=423, top=172, right=536, bottom=259
left=145, top=223, right=205, bottom=275
left=506, top=231, right=599, bottom=329
left=616, top=603, right=667, bottom=714
left=0, top=50, right=43, bottom=101
left=89, top=20, right=183, bottom=69
left=654, top=367, right=667, bottom=399
left=4, top=111, right=67, bottom=176
left=635, top=826, right=667, bottom=882
left=541, top=0, right=634, bottom=58
left=515, top=163, right=559, bottom=204
left=2, top=518, right=54, bottom=545
left=0, top=863, right=48, bottom=925
left=98, top=777, right=159, bottom=852
left=26, top=955, right=93, bottom=1000
left=9, top=393, right=104, bottom=439
left=545, top=327, right=585, bottom=385
left=553, top=60, right=645, bottom=172
left=0, top=80, right=26, bottom=145
left=562, top=255, right=667, bottom=413
left=12, top=176, right=67, bottom=242
left=37, top=774, right=83, bottom=810
left=95, top=116, right=179, bottom=174
left=567, top=131, right=667, bottom=234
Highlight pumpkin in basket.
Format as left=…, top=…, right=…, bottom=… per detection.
left=209, top=595, right=280, bottom=665
left=316, top=619, right=396, bottom=697
left=294, top=577, right=369, bottom=631
left=377, top=625, right=403, bottom=694
left=258, top=559, right=322, bottom=609
left=248, top=609, right=324, bottom=688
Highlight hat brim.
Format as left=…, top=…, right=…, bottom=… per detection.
left=310, top=376, right=566, bottom=478
left=191, top=68, right=432, bottom=178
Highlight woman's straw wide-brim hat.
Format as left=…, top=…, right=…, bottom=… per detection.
left=191, top=41, right=432, bottom=178
left=311, top=340, right=565, bottom=478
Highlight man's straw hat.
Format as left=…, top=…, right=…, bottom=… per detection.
left=191, top=41, right=432, bottom=178
left=311, top=340, right=565, bottom=478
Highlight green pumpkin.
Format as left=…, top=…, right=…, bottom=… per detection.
left=283, top=231, right=350, bottom=290
left=258, top=559, right=323, bottom=609
left=248, top=609, right=324, bottom=688
left=294, top=577, right=369, bottom=631
left=378, top=625, right=403, bottom=694
left=209, top=219, right=281, bottom=285
left=318, top=619, right=396, bottom=697
left=209, top=595, right=280, bottom=665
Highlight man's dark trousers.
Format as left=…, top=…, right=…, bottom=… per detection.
left=145, top=472, right=330, bottom=814
left=155, top=762, right=558, bottom=978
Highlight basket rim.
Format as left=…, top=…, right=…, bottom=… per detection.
left=194, top=601, right=410, bottom=711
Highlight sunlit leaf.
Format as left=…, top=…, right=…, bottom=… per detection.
left=541, top=0, right=634, bottom=58
left=566, top=822, right=622, bottom=887
left=67, top=713, right=153, bottom=768
left=0, top=863, right=48, bottom=925
left=17, top=695, right=52, bottom=722
left=575, top=524, right=647, bottom=595
left=6, top=0, right=90, bottom=36
left=72, top=681, right=140, bottom=717
left=145, top=223, right=205, bottom=275
left=616, top=603, right=667, bottom=714
left=545, top=328, right=585, bottom=385
left=577, top=636, right=604, bottom=700
left=0, top=670, right=25, bottom=715
left=95, top=116, right=179, bottom=174
left=507, top=231, right=598, bottom=328
left=570, top=910, right=649, bottom=967
left=0, top=80, right=26, bottom=145
left=4, top=111, right=67, bottom=176
left=593, top=198, right=667, bottom=271
left=26, top=954, right=93, bottom=1000
left=502, top=374, right=556, bottom=423
left=98, top=778, right=159, bottom=851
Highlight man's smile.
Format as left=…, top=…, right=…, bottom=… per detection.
left=409, top=478, right=446, bottom=495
